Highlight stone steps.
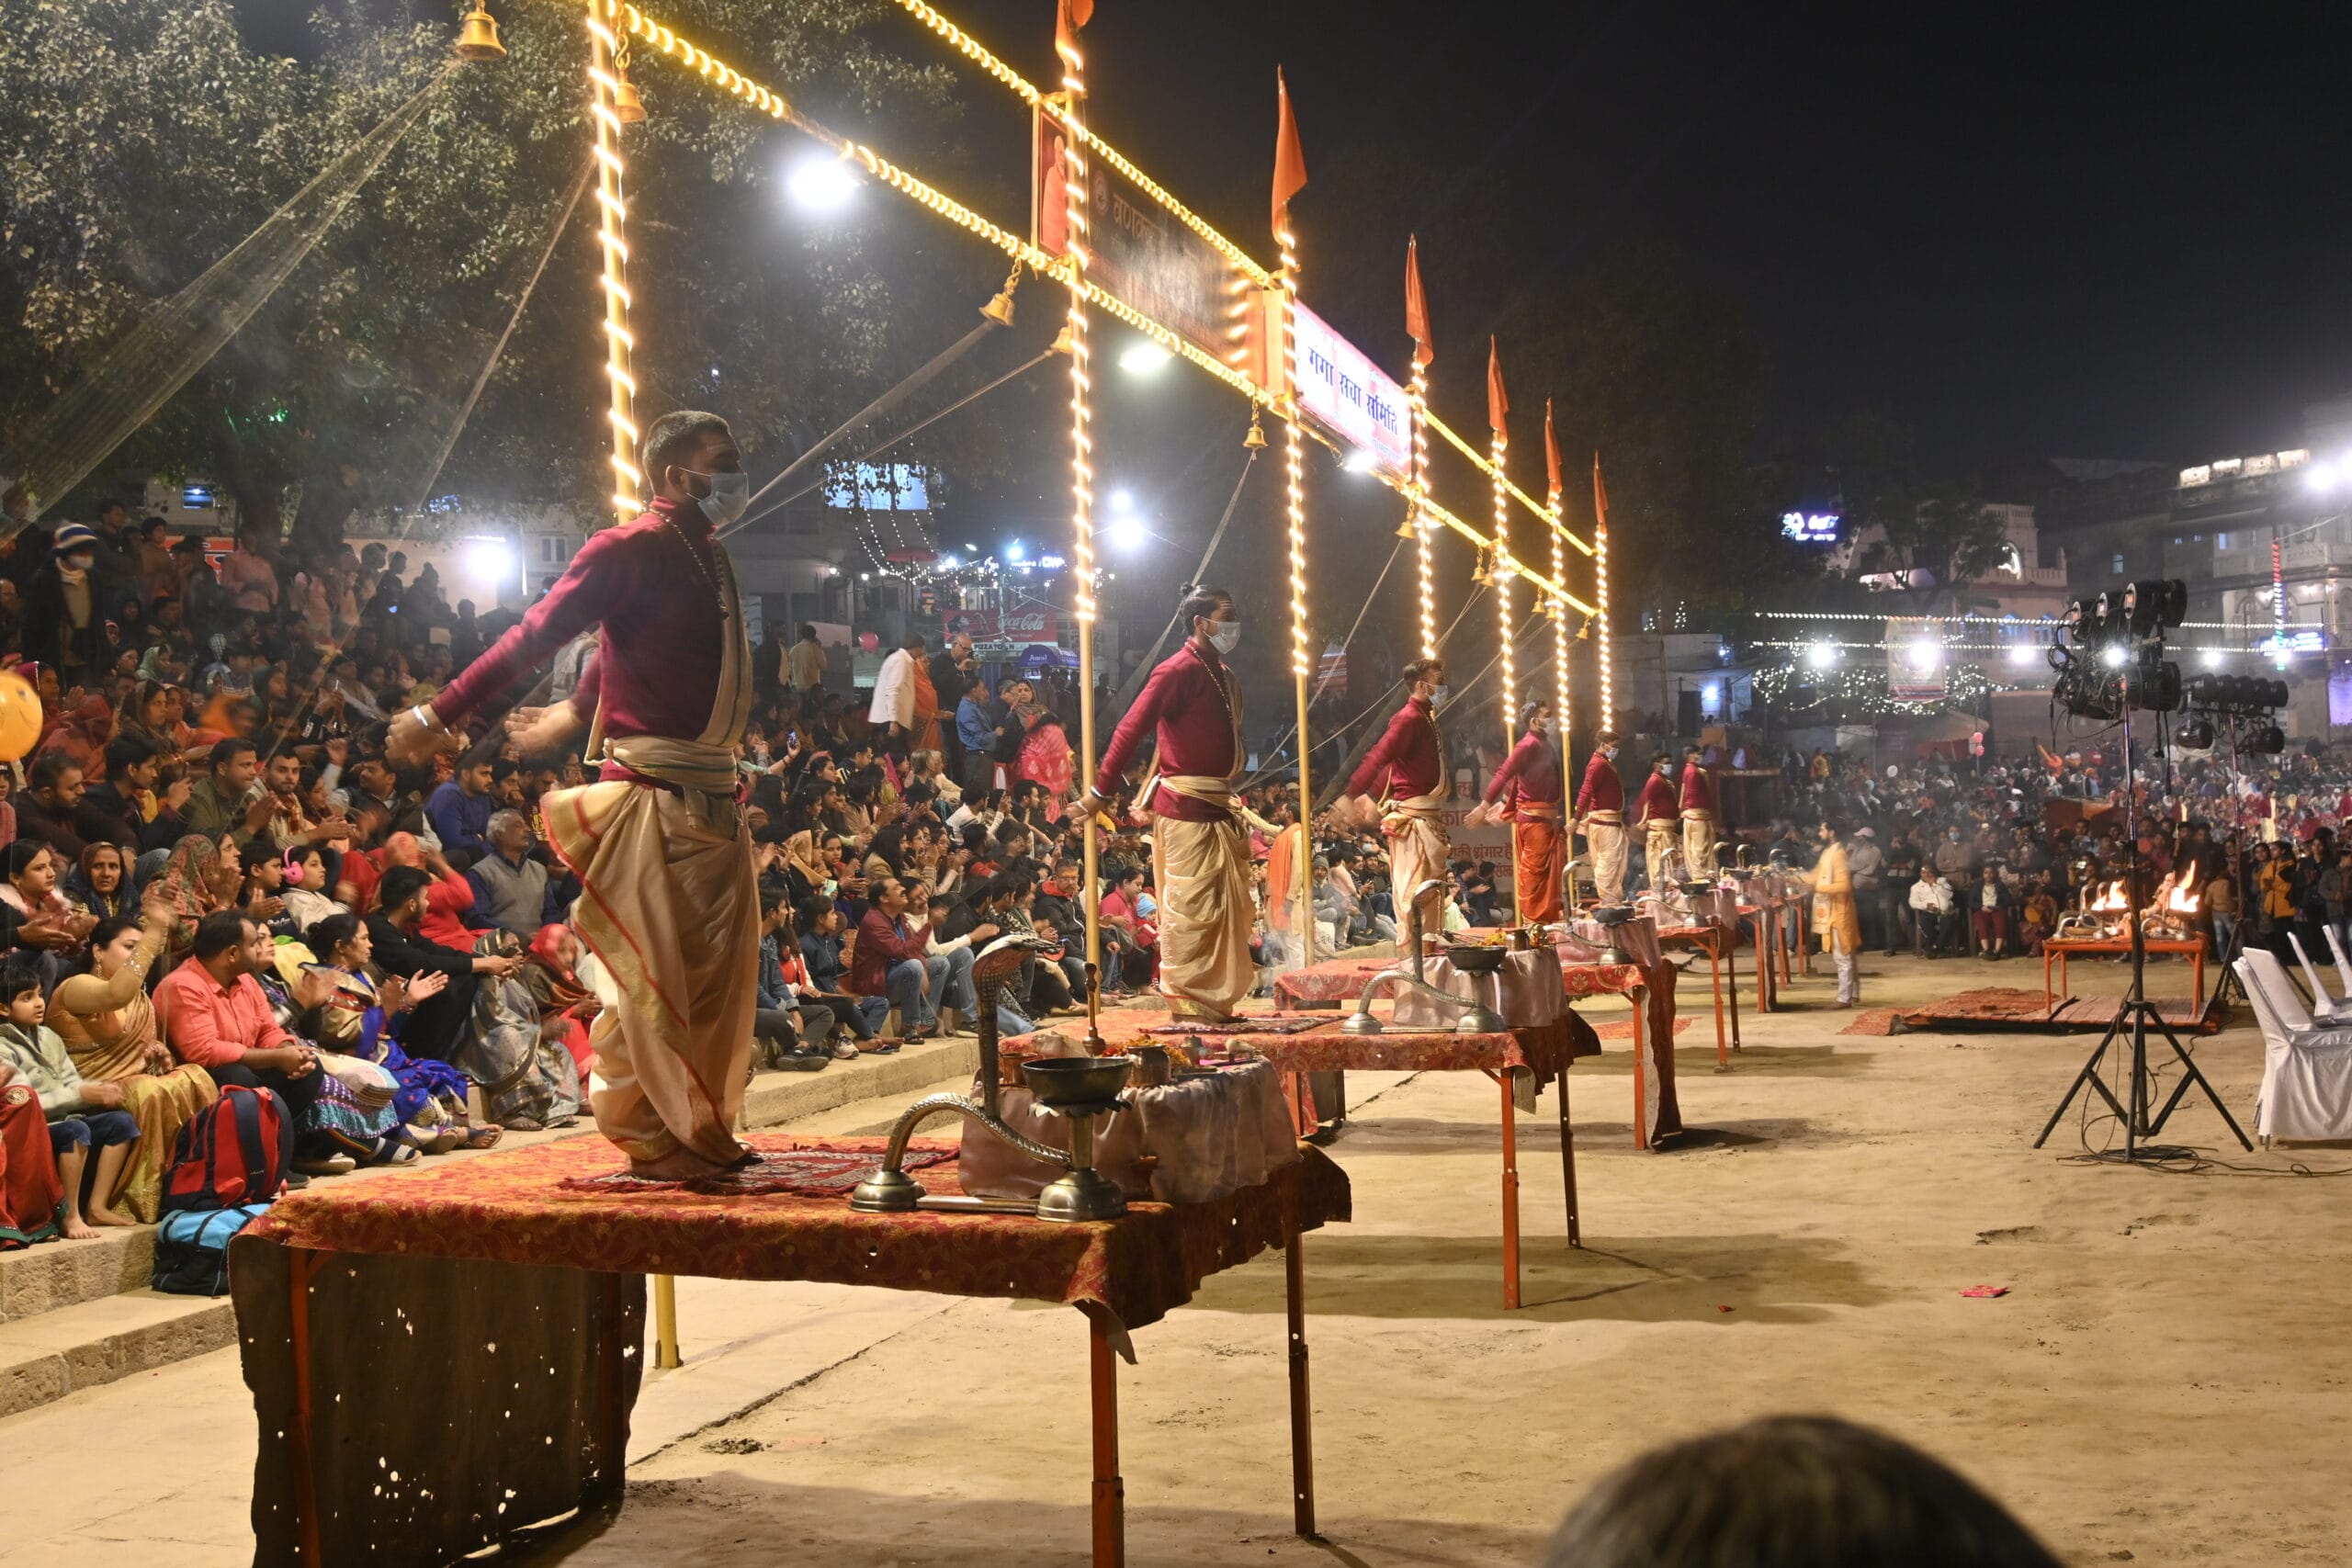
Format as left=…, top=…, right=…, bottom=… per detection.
left=0, top=1032, right=979, bottom=1420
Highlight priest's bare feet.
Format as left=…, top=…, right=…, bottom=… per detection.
left=629, top=1147, right=728, bottom=1180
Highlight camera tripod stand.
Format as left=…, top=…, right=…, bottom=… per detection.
left=2033, top=714, right=2251, bottom=1160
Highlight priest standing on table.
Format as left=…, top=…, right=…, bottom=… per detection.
left=1576, top=729, right=1627, bottom=904
left=1080, top=583, right=1253, bottom=1021
left=1475, top=700, right=1565, bottom=922
left=1341, top=658, right=1453, bottom=947
left=1634, top=750, right=1680, bottom=890
left=389, top=410, right=758, bottom=1180
left=1679, top=744, right=1722, bottom=877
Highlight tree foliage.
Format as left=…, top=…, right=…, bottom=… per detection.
left=1828, top=409, right=2008, bottom=611
left=0, top=0, right=1027, bottom=533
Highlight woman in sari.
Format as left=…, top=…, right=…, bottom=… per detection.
left=153, top=834, right=233, bottom=959
left=1016, top=708, right=1074, bottom=821
left=63, top=841, right=136, bottom=924
left=301, top=913, right=499, bottom=1154
left=910, top=656, right=944, bottom=758
left=48, top=906, right=218, bottom=1221
left=455, top=929, right=582, bottom=1132
left=519, top=924, right=600, bottom=1077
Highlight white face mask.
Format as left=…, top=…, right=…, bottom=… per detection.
left=1426, top=683, right=1450, bottom=706
left=684, top=468, right=751, bottom=527
left=1207, top=619, right=1241, bottom=655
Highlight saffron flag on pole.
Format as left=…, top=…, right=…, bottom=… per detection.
left=1544, top=400, right=1563, bottom=504
left=1487, top=337, right=1509, bottom=434
left=1272, top=68, right=1307, bottom=237
left=1406, top=234, right=1434, bottom=368
left=1591, top=452, right=1609, bottom=528
left=1055, top=0, right=1091, bottom=61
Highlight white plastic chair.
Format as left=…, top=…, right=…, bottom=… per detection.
left=2235, top=950, right=2352, bottom=1143
left=2326, top=926, right=2352, bottom=999
left=2286, top=932, right=2345, bottom=1023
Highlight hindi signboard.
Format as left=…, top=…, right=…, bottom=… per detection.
left=1282, top=304, right=1411, bottom=479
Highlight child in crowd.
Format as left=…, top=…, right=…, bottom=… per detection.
left=0, top=956, right=139, bottom=1237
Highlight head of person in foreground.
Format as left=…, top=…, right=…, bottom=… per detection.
left=1539, top=1415, right=2061, bottom=1568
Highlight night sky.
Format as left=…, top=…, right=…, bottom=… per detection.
left=950, top=1, right=2352, bottom=473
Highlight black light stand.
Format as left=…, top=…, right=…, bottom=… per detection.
left=2034, top=601, right=2251, bottom=1160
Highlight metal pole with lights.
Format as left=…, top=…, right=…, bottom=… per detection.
left=1546, top=401, right=1569, bottom=913
left=1272, top=71, right=1315, bottom=966
left=1593, top=454, right=1615, bottom=728
left=1487, top=339, right=1519, bottom=924
left=1406, top=238, right=1438, bottom=660
left=586, top=2, right=640, bottom=526
left=1056, top=6, right=1105, bottom=1028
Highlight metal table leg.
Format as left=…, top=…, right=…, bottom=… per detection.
left=1556, top=1067, right=1581, bottom=1247
left=1284, top=1213, right=1317, bottom=1538
left=1497, top=1069, right=1521, bottom=1309
left=1090, top=1317, right=1125, bottom=1567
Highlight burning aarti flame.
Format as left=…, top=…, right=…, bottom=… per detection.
left=2089, top=880, right=2130, bottom=912
left=2166, top=882, right=2201, bottom=915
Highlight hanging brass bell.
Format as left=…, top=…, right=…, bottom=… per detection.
left=1243, top=415, right=1268, bottom=450
left=613, top=73, right=648, bottom=125
left=1049, top=323, right=1077, bottom=356
left=1394, top=514, right=1419, bottom=539
left=979, top=288, right=1016, bottom=328
left=454, top=2, right=506, bottom=62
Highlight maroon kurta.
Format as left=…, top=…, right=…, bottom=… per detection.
left=1679, top=761, right=1716, bottom=815
left=1350, top=697, right=1445, bottom=799
left=1633, top=773, right=1679, bottom=825
left=1093, top=644, right=1239, bottom=824
left=1574, top=751, right=1624, bottom=815
left=432, top=499, right=724, bottom=760
left=1483, top=732, right=1562, bottom=818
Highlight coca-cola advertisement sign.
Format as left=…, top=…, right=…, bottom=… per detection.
left=944, top=607, right=1060, bottom=644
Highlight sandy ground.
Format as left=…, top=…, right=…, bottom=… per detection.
left=9, top=948, right=2348, bottom=1566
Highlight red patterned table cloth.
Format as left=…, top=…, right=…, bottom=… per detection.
left=245, top=1130, right=1347, bottom=1338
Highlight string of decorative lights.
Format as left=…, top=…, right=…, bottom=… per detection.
left=1546, top=403, right=1568, bottom=749
left=1276, top=142, right=1316, bottom=963
left=1410, top=364, right=1437, bottom=660
left=1428, top=408, right=1593, bottom=556
left=585, top=6, right=639, bottom=523
left=1489, top=372, right=1514, bottom=755
left=1055, top=6, right=1103, bottom=985
left=881, top=0, right=1278, bottom=289
left=1594, top=468, right=1613, bottom=723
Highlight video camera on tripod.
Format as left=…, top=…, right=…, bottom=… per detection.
left=2047, top=579, right=2187, bottom=719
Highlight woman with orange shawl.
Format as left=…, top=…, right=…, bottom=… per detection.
left=1015, top=706, right=1074, bottom=822
left=521, top=924, right=600, bottom=1077
left=36, top=694, right=114, bottom=782
left=153, top=833, right=235, bottom=960
left=49, top=902, right=219, bottom=1221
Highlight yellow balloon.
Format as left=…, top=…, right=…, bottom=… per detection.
left=0, top=671, right=40, bottom=763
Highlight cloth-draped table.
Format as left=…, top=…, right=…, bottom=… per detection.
left=230, top=1131, right=1349, bottom=1568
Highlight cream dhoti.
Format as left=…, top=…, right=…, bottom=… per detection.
left=1383, top=789, right=1452, bottom=942
left=545, top=735, right=758, bottom=1168
left=1584, top=809, right=1627, bottom=904
left=1137, top=774, right=1257, bottom=1021
left=1681, top=809, right=1721, bottom=877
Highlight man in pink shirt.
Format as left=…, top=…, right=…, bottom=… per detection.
left=216, top=524, right=279, bottom=615
left=388, top=411, right=758, bottom=1179
left=153, top=909, right=327, bottom=1172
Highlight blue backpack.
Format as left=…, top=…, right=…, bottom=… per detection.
left=150, top=1202, right=272, bottom=1296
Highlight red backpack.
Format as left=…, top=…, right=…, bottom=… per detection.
left=162, top=1083, right=294, bottom=1213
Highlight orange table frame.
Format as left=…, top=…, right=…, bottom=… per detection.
left=2041, top=935, right=2206, bottom=1016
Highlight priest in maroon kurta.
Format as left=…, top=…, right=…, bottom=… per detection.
left=1081, top=588, right=1254, bottom=1019
left=1482, top=701, right=1565, bottom=921
left=389, top=412, right=758, bottom=1179
left=1343, top=658, right=1453, bottom=949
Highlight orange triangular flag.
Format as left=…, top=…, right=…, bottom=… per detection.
left=1591, top=452, right=1610, bottom=529
left=1272, top=69, right=1307, bottom=237
left=1405, top=235, right=1434, bottom=369
left=1544, top=400, right=1563, bottom=502
left=1487, top=338, right=1509, bottom=434
left=1055, top=0, right=1091, bottom=61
